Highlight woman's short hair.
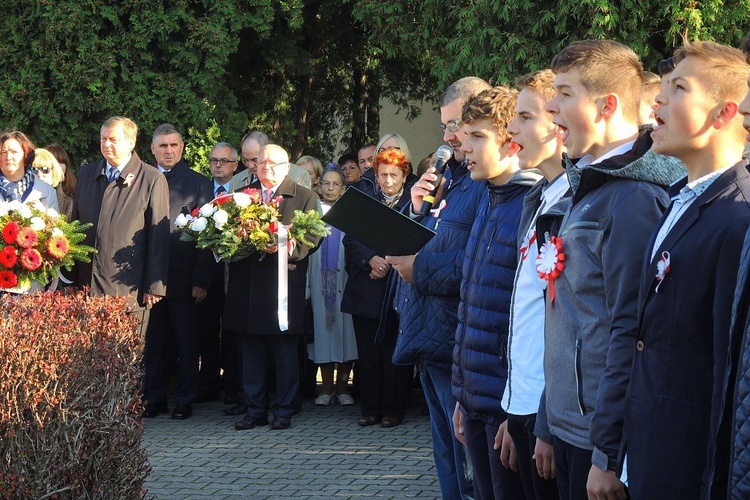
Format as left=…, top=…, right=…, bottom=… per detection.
left=375, top=133, right=412, bottom=165
left=296, top=155, right=323, bottom=178
left=32, top=148, right=64, bottom=187
left=322, top=165, right=346, bottom=185
left=374, top=148, right=410, bottom=178
left=0, top=130, right=35, bottom=169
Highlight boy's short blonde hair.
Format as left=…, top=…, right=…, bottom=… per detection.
left=674, top=40, right=750, bottom=103
left=551, top=40, right=644, bottom=123
left=515, top=69, right=556, bottom=101
left=461, top=86, right=519, bottom=145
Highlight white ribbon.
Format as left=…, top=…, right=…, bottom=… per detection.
left=430, top=199, right=448, bottom=218
left=277, top=224, right=289, bottom=331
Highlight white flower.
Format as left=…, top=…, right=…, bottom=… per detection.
left=233, top=192, right=251, bottom=208
left=175, top=213, right=188, bottom=228
left=199, top=203, right=217, bottom=217
left=29, top=217, right=45, bottom=231
left=18, top=205, right=32, bottom=219
left=51, top=228, right=64, bottom=237
left=0, top=204, right=8, bottom=217
left=191, top=217, right=208, bottom=233
left=212, top=209, right=229, bottom=229
left=45, top=207, right=59, bottom=218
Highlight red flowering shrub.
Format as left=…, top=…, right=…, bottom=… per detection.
left=0, top=291, right=149, bottom=498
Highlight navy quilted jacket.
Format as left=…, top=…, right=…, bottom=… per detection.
left=451, top=171, right=539, bottom=423
left=731, top=227, right=750, bottom=499
left=392, top=160, right=486, bottom=368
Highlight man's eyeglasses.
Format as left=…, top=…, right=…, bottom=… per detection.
left=439, top=119, right=462, bottom=133
left=209, top=157, right=237, bottom=166
left=257, top=160, right=288, bottom=169
left=34, top=167, right=51, bottom=174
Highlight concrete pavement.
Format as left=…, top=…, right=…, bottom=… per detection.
left=142, top=399, right=441, bottom=499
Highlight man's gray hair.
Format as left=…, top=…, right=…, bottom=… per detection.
left=441, top=77, right=491, bottom=106
left=212, top=142, right=238, bottom=161
left=241, top=130, right=271, bottom=148
left=152, top=123, right=183, bottom=143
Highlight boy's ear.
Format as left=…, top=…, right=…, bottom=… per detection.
left=712, top=101, right=740, bottom=129
left=599, top=94, right=620, bottom=119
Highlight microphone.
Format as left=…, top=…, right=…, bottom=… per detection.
left=419, top=144, right=454, bottom=216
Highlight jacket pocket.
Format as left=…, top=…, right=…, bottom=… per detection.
left=575, top=338, right=585, bottom=416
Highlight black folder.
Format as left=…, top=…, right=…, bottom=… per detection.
left=322, top=187, right=436, bottom=256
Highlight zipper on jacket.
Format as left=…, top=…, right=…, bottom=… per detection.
left=486, top=226, right=497, bottom=252
left=575, top=339, right=586, bottom=416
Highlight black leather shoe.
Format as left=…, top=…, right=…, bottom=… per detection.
left=171, top=404, right=193, bottom=420
left=142, top=401, right=169, bottom=418
left=223, top=403, right=248, bottom=416
left=271, top=417, right=291, bottom=430
left=235, top=415, right=269, bottom=430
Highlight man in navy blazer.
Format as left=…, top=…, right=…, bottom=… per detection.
left=142, top=124, right=214, bottom=420
left=622, top=41, right=750, bottom=499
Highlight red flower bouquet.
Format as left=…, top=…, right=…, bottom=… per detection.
left=0, top=201, right=95, bottom=292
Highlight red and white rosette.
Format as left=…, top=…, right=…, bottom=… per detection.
left=655, top=251, right=670, bottom=293
left=536, top=235, right=565, bottom=303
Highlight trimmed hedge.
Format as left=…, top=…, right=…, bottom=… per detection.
left=0, top=291, right=149, bottom=498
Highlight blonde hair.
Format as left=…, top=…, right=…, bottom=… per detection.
left=551, top=39, right=644, bottom=122
left=101, top=116, right=138, bottom=144
left=296, top=155, right=323, bottom=178
left=515, top=69, right=556, bottom=101
left=32, top=148, right=64, bottom=187
left=674, top=40, right=750, bottom=102
left=375, top=133, right=412, bottom=165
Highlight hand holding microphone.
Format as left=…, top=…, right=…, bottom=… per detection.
left=417, top=144, right=454, bottom=216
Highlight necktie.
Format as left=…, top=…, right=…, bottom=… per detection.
left=108, top=168, right=119, bottom=183
left=263, top=189, right=272, bottom=203
left=216, top=185, right=226, bottom=196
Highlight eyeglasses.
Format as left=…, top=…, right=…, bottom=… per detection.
left=257, top=160, right=288, bottom=169
left=35, top=167, right=51, bottom=174
left=321, top=181, right=342, bottom=188
left=439, top=119, right=462, bottom=133
left=209, top=157, right=236, bottom=166
left=241, top=156, right=258, bottom=165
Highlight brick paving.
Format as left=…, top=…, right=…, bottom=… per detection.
left=142, top=399, right=441, bottom=499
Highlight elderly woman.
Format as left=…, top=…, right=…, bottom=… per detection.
left=0, top=131, right=58, bottom=210
left=307, top=167, right=358, bottom=405
left=33, top=148, right=72, bottom=219
left=296, top=155, right=323, bottom=194
left=341, top=148, right=415, bottom=428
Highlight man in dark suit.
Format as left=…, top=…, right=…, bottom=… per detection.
left=72, top=116, right=169, bottom=357
left=140, top=124, right=214, bottom=420
left=231, top=144, right=320, bottom=431
left=623, top=41, right=750, bottom=499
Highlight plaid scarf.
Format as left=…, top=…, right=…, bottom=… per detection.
left=0, top=169, right=34, bottom=202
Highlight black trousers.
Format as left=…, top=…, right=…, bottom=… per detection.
left=197, top=281, right=224, bottom=394
left=463, top=415, right=525, bottom=500
left=351, top=315, right=411, bottom=419
left=507, top=413, right=559, bottom=500
left=143, top=298, right=199, bottom=406
left=552, top=437, right=593, bottom=500
left=240, top=333, right=299, bottom=420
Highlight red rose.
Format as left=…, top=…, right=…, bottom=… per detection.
left=19, top=248, right=43, bottom=271
left=0, top=269, right=18, bottom=289
left=0, top=246, right=17, bottom=268
left=190, top=207, right=199, bottom=217
left=46, top=235, right=70, bottom=259
left=2, top=221, right=20, bottom=244
left=268, top=221, right=279, bottom=235
left=16, top=227, right=39, bottom=249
